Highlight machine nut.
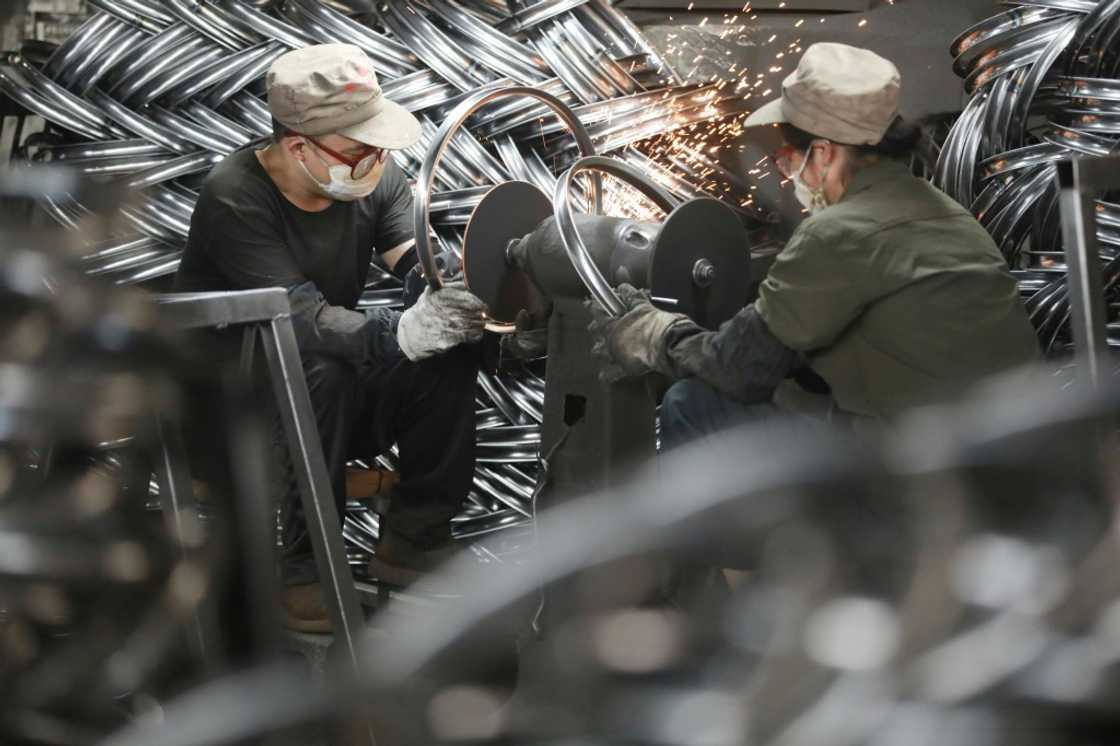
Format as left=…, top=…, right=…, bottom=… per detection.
left=691, top=259, right=716, bottom=288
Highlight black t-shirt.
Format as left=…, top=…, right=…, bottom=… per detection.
left=173, top=147, right=413, bottom=367
left=174, top=147, right=413, bottom=306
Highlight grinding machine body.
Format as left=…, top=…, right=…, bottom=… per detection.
left=412, top=86, right=754, bottom=510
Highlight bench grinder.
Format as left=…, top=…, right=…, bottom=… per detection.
left=415, top=87, right=752, bottom=509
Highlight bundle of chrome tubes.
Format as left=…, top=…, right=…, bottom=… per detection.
left=937, top=0, right=1120, bottom=355
left=0, top=0, right=765, bottom=563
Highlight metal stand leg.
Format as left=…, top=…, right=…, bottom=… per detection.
left=155, top=289, right=376, bottom=743
left=239, top=325, right=258, bottom=377
left=152, top=417, right=212, bottom=666
left=1056, top=156, right=1113, bottom=391
left=258, top=313, right=366, bottom=670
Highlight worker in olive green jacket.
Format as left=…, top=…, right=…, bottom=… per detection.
left=589, top=43, right=1039, bottom=447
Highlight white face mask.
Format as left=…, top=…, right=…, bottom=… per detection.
left=792, top=142, right=831, bottom=214
left=298, top=139, right=380, bottom=202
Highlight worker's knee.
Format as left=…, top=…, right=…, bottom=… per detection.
left=661, top=379, right=721, bottom=427
left=303, top=354, right=357, bottom=396
left=407, top=344, right=478, bottom=395
left=660, top=379, right=732, bottom=451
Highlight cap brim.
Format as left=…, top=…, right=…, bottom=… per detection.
left=744, top=98, right=787, bottom=129
left=336, top=98, right=421, bottom=150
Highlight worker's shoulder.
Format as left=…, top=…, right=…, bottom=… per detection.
left=198, top=148, right=274, bottom=206
left=816, top=171, right=973, bottom=241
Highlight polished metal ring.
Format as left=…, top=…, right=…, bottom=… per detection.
left=553, top=155, right=677, bottom=317
left=414, top=85, right=598, bottom=289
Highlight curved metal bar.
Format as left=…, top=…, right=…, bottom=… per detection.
left=125, top=151, right=222, bottom=190
left=3, top=53, right=126, bottom=138
left=180, top=101, right=257, bottom=145
left=73, top=26, right=149, bottom=95
left=1008, top=18, right=1081, bottom=144
left=211, top=0, right=314, bottom=50
left=162, top=0, right=258, bottom=50
left=962, top=23, right=1069, bottom=94
left=147, top=106, right=242, bottom=154
left=279, top=0, right=419, bottom=79
left=0, top=66, right=114, bottom=141
left=131, top=45, right=230, bottom=107
left=379, top=2, right=492, bottom=91
left=413, top=85, right=597, bottom=290
left=86, top=88, right=198, bottom=154
left=115, top=34, right=220, bottom=105
left=47, top=12, right=123, bottom=88
left=553, top=155, right=677, bottom=316
left=163, top=41, right=281, bottom=109
left=219, top=92, right=271, bottom=137
left=425, top=0, right=551, bottom=83
left=106, top=23, right=195, bottom=96
left=200, top=43, right=287, bottom=108
left=88, top=0, right=175, bottom=31
left=951, top=6, right=1059, bottom=71
left=979, top=142, right=1068, bottom=181
left=498, top=0, right=586, bottom=35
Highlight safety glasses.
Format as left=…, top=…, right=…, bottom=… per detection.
left=304, top=136, right=387, bottom=179
left=770, top=144, right=801, bottom=180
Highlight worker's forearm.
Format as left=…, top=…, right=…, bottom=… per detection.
left=288, top=282, right=403, bottom=368
left=661, top=304, right=799, bottom=404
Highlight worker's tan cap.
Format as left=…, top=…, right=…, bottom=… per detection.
left=267, top=43, right=421, bottom=150
left=745, top=42, right=901, bottom=146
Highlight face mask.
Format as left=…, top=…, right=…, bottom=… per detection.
left=298, top=140, right=380, bottom=202
left=792, top=143, right=831, bottom=214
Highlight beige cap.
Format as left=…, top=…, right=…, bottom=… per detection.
left=266, top=43, right=421, bottom=150
left=745, top=42, right=901, bottom=146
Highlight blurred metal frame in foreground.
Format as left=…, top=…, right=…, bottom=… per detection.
left=103, top=361, right=1120, bottom=746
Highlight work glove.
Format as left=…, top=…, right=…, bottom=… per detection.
left=500, top=308, right=550, bottom=364
left=402, top=249, right=463, bottom=309
left=397, top=280, right=487, bottom=362
left=586, top=283, right=689, bottom=384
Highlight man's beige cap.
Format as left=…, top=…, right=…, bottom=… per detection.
left=745, top=42, right=901, bottom=146
left=267, top=43, right=421, bottom=150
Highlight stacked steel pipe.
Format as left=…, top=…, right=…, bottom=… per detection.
left=937, top=0, right=1120, bottom=356
left=0, top=1, right=767, bottom=566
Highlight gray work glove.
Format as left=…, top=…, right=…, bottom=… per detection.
left=397, top=281, right=487, bottom=362
left=500, top=309, right=550, bottom=364
left=586, top=283, right=689, bottom=384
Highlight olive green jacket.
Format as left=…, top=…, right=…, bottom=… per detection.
left=755, top=160, right=1039, bottom=419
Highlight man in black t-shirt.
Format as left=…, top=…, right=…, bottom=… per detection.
left=175, top=44, right=485, bottom=632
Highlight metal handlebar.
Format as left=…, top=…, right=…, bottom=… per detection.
left=552, top=155, right=677, bottom=317
left=414, top=86, right=598, bottom=290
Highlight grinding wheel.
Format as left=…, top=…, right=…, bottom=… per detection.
left=649, top=197, right=751, bottom=330
left=463, top=181, right=553, bottom=332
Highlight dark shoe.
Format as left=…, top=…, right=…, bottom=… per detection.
left=282, top=582, right=331, bottom=633
left=366, top=528, right=461, bottom=587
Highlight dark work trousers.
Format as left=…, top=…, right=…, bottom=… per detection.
left=659, top=379, right=901, bottom=595
left=659, top=378, right=781, bottom=452
left=277, top=344, right=479, bottom=587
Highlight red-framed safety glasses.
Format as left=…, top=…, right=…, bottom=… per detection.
left=303, top=135, right=387, bottom=179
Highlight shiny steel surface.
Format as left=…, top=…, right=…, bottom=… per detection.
left=938, top=0, right=1120, bottom=355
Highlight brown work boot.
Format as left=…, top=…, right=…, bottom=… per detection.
left=282, top=582, right=331, bottom=633
left=366, top=528, right=461, bottom=588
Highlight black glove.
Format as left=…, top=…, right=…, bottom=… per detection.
left=402, top=249, right=463, bottom=310
left=586, top=283, right=689, bottom=384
